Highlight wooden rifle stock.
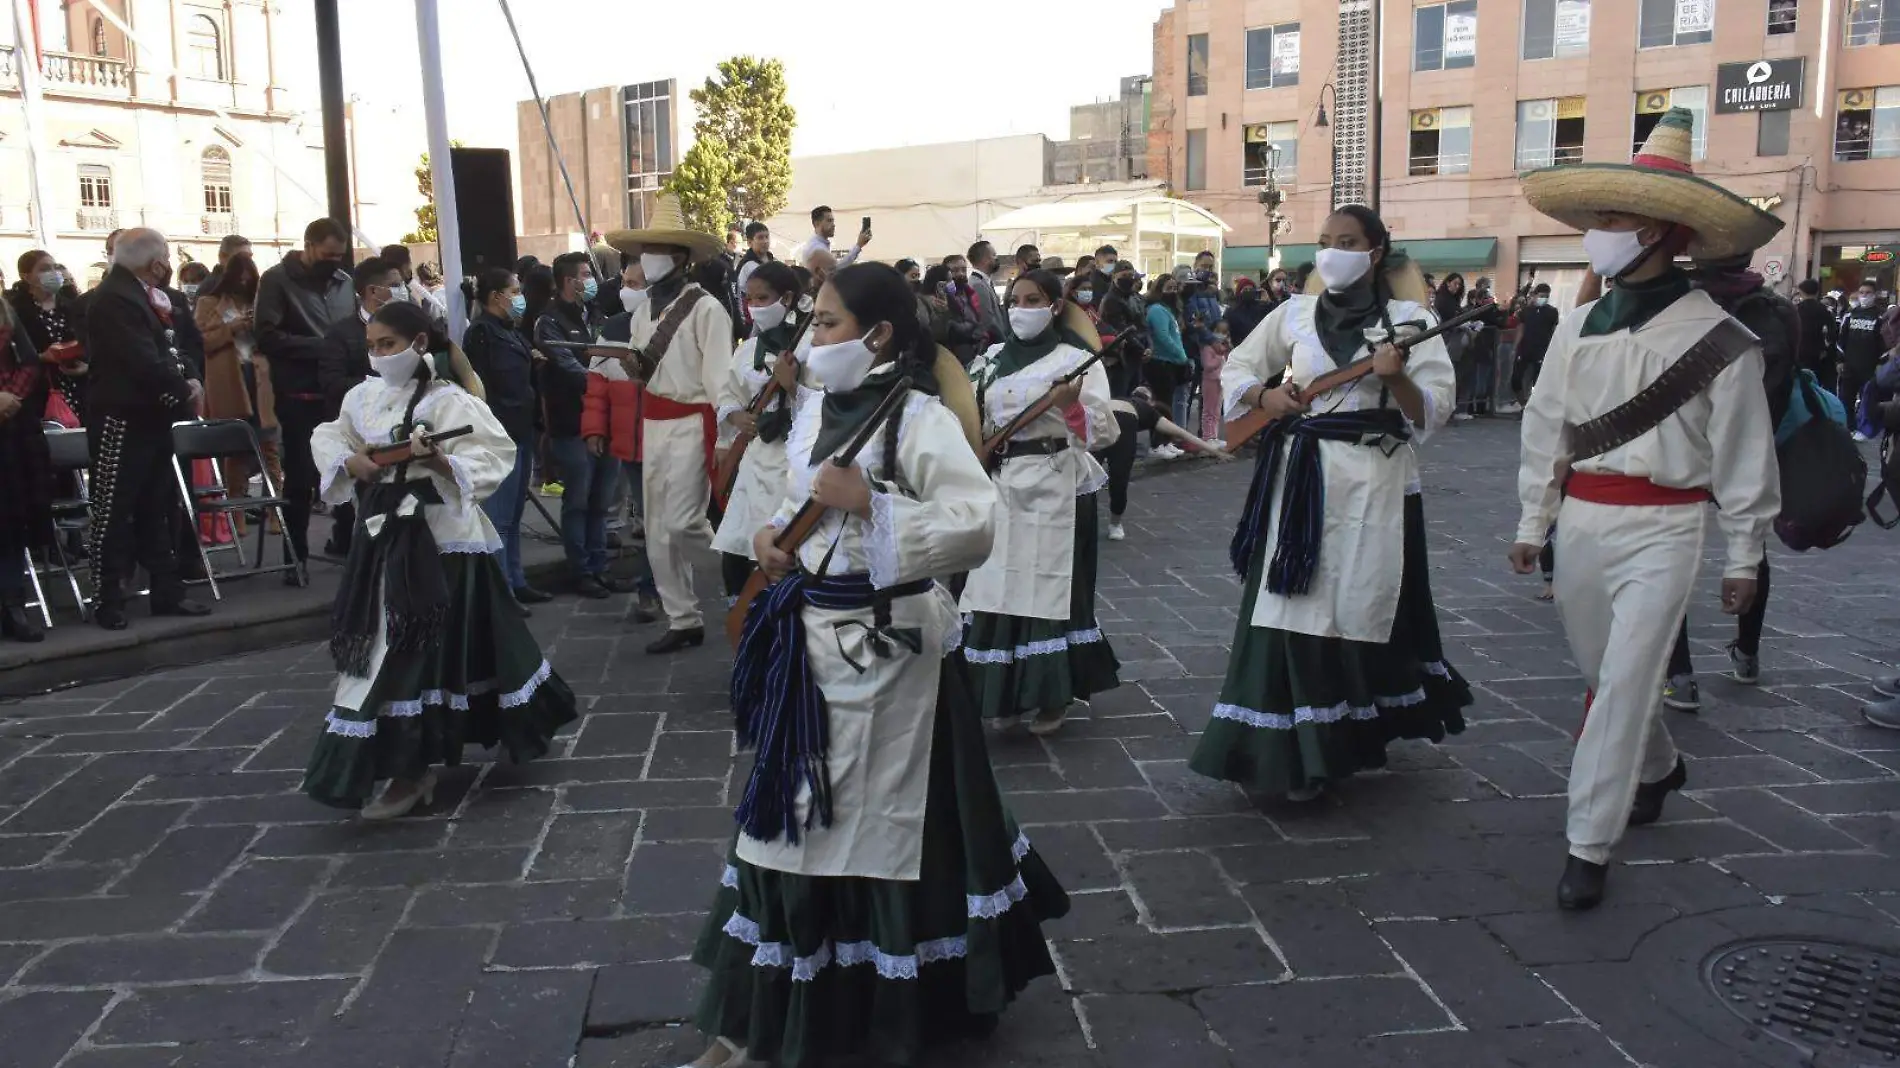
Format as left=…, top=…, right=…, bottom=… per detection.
left=724, top=376, right=915, bottom=649
left=977, top=330, right=1130, bottom=472
left=1220, top=302, right=1504, bottom=447
left=717, top=312, right=817, bottom=500
left=365, top=425, right=474, bottom=466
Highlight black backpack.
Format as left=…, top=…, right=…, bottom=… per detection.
left=1775, top=375, right=1866, bottom=551
left=1867, top=430, right=1900, bottom=530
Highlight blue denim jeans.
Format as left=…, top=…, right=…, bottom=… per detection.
left=548, top=436, right=620, bottom=578
left=479, top=430, right=534, bottom=589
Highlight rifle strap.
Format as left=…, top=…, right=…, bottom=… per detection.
left=640, top=286, right=709, bottom=371
left=1563, top=317, right=1755, bottom=464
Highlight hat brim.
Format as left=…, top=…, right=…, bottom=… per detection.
left=1521, top=164, right=1784, bottom=260
left=602, top=227, right=724, bottom=262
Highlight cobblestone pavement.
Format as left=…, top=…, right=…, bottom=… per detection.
left=4, top=418, right=1899, bottom=1068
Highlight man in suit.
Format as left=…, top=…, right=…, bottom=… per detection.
left=966, top=240, right=1008, bottom=345
left=79, top=229, right=211, bottom=630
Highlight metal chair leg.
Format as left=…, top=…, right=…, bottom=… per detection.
left=172, top=457, right=222, bottom=602
left=22, top=547, right=51, bottom=628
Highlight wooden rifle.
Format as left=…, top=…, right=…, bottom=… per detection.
left=1221, top=302, right=1505, bottom=448
left=976, top=327, right=1131, bottom=472
left=716, top=310, right=816, bottom=501
left=724, top=376, right=916, bottom=649
left=365, top=425, right=474, bottom=467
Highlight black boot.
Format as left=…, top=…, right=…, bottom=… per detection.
left=1558, top=855, right=1609, bottom=911
left=1627, top=758, right=1687, bottom=827
left=151, top=596, right=213, bottom=618
left=645, top=627, right=705, bottom=655
left=1, top=598, right=45, bottom=643
left=95, top=600, right=129, bottom=631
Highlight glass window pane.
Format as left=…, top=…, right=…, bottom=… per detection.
left=1672, top=85, right=1709, bottom=159
left=656, top=97, right=672, bottom=170
left=1845, top=0, right=1880, bottom=46
left=1187, top=34, right=1209, bottom=96
left=1874, top=90, right=1900, bottom=157
left=1446, top=0, right=1478, bottom=68
left=1186, top=128, right=1207, bottom=190
left=1517, top=99, right=1557, bottom=169
left=1523, top=0, right=1556, bottom=59
left=1767, top=0, right=1797, bottom=33
left=1245, top=27, right=1272, bottom=90
left=1757, top=108, right=1791, bottom=156
left=1673, top=0, right=1714, bottom=43
left=1639, top=0, right=1673, bottom=47
left=1273, top=24, right=1300, bottom=87
left=1272, top=120, right=1299, bottom=181
left=1415, top=5, right=1446, bottom=70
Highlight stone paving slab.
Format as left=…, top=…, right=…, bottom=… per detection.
left=1, top=419, right=1898, bottom=1067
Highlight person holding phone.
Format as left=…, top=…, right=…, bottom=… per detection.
left=792, top=205, right=871, bottom=278
left=303, top=300, right=577, bottom=819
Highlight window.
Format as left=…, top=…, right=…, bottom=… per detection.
left=1408, top=107, right=1472, bottom=175
left=1835, top=87, right=1900, bottom=160
left=1757, top=109, right=1792, bottom=156
left=1415, top=1, right=1478, bottom=71
left=1767, top=0, right=1797, bottom=35
left=1633, top=87, right=1708, bottom=160
left=1186, top=33, right=1209, bottom=96
left=78, top=164, right=113, bottom=208
left=90, top=16, right=106, bottom=56
left=1244, top=23, right=1300, bottom=90
left=186, top=13, right=224, bottom=80
left=202, top=146, right=233, bottom=214
left=1522, top=0, right=1591, bottom=59
left=1185, top=128, right=1207, bottom=190
left=1516, top=98, right=1587, bottom=169
left=1242, top=122, right=1299, bottom=186
left=1846, top=0, right=1900, bottom=45
left=1639, top=0, right=1713, bottom=48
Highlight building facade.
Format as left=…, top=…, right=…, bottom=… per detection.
left=0, top=0, right=328, bottom=283
left=1151, top=0, right=1900, bottom=303
left=516, top=79, right=680, bottom=244
left=1051, top=75, right=1155, bottom=185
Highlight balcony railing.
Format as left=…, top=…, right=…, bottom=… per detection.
left=0, top=46, right=131, bottom=93
left=77, top=207, right=119, bottom=232
left=201, top=213, right=239, bottom=236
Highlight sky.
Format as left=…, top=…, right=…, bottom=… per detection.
left=337, top=0, right=1170, bottom=159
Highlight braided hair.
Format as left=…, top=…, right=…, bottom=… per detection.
left=828, top=262, right=938, bottom=488
left=370, top=301, right=439, bottom=482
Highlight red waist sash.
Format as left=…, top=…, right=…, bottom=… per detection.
left=1566, top=471, right=1711, bottom=506
left=639, top=390, right=718, bottom=497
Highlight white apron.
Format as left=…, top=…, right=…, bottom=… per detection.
left=959, top=343, right=1118, bottom=621
left=712, top=333, right=814, bottom=558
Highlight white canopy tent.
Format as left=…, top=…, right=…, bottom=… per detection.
left=979, top=191, right=1232, bottom=280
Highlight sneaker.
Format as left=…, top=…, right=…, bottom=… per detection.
left=1727, top=642, right=1760, bottom=686
left=575, top=575, right=612, bottom=600
left=1865, top=696, right=1900, bottom=730
left=1452, top=412, right=1475, bottom=423
left=1853, top=431, right=1873, bottom=443
left=541, top=481, right=566, bottom=497
left=1495, top=402, right=1523, bottom=415
left=1873, top=674, right=1900, bottom=699
left=1286, top=784, right=1325, bottom=803
left=1206, top=438, right=1227, bottom=451
left=1107, top=521, right=1127, bottom=542
left=1662, top=675, right=1701, bottom=713
left=1151, top=444, right=1184, bottom=460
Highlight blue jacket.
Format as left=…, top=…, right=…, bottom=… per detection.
left=1146, top=303, right=1191, bottom=366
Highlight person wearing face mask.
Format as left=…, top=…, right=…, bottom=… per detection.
left=462, top=268, right=544, bottom=603
left=681, top=262, right=1064, bottom=1068
left=1191, top=204, right=1470, bottom=810
left=0, top=297, right=53, bottom=642
left=960, top=270, right=1120, bottom=735
left=1510, top=108, right=1783, bottom=910
left=197, top=252, right=283, bottom=539
left=1142, top=275, right=1193, bottom=456
left=711, top=261, right=815, bottom=598
left=602, top=194, right=737, bottom=654
left=531, top=251, right=607, bottom=605
left=313, top=258, right=407, bottom=559
left=257, top=217, right=357, bottom=568
left=1098, top=261, right=1149, bottom=397
left=731, top=221, right=776, bottom=342
left=1839, top=281, right=1890, bottom=435
left=1223, top=276, right=1270, bottom=347
left=1507, top=283, right=1561, bottom=404
left=77, top=228, right=212, bottom=630
left=304, top=300, right=577, bottom=820
left=8, top=249, right=88, bottom=424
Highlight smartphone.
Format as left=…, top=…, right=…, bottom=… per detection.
left=861, top=216, right=872, bottom=234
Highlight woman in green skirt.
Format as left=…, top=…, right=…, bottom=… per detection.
left=304, top=301, right=576, bottom=819
left=682, top=264, right=1067, bottom=1068
left=1190, top=205, right=1471, bottom=802
left=960, top=270, right=1121, bottom=736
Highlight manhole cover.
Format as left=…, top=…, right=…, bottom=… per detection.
left=1707, top=940, right=1900, bottom=1064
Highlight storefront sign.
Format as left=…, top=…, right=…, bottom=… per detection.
left=1865, top=249, right=1897, bottom=264
left=1445, top=12, right=1477, bottom=60
left=1716, top=58, right=1805, bottom=114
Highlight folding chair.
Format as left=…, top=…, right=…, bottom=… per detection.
left=170, top=419, right=306, bottom=599
left=25, top=423, right=95, bottom=624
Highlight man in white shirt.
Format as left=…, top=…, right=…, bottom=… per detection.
left=793, top=205, right=869, bottom=278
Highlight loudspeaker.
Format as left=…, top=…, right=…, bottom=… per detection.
left=449, top=147, right=517, bottom=278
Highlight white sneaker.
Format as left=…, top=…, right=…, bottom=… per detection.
left=1206, top=438, right=1227, bottom=450
left=1495, top=402, right=1523, bottom=415
left=1853, top=431, right=1873, bottom=443
left=1107, top=522, right=1126, bottom=541
left=1452, top=412, right=1475, bottom=423
left=1151, top=444, right=1183, bottom=460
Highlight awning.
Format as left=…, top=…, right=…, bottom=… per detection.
left=980, top=191, right=1232, bottom=237
left=1396, top=237, right=1497, bottom=269
left=1223, top=243, right=1315, bottom=276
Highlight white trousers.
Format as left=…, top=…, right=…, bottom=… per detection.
left=642, top=416, right=714, bottom=630
left=1554, top=498, right=1702, bottom=865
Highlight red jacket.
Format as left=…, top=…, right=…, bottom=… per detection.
left=580, top=356, right=642, bottom=462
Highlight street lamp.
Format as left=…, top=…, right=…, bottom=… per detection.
left=1255, top=143, right=1285, bottom=272
left=1315, top=82, right=1340, bottom=206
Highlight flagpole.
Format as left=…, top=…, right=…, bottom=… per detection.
left=11, top=0, right=56, bottom=249
left=414, top=0, right=466, bottom=339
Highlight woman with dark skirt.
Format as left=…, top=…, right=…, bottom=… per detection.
left=959, top=270, right=1121, bottom=736
left=681, top=263, right=1067, bottom=1068
left=302, top=302, right=576, bottom=819
left=1190, top=205, right=1471, bottom=802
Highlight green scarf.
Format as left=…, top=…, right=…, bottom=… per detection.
left=1312, top=278, right=1382, bottom=367
left=983, top=321, right=1094, bottom=384
left=1581, top=268, right=1692, bottom=338
left=753, top=321, right=796, bottom=371
left=809, top=361, right=941, bottom=466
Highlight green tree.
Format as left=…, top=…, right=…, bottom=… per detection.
left=402, top=142, right=462, bottom=244
left=665, top=137, right=738, bottom=237
left=689, top=56, right=796, bottom=224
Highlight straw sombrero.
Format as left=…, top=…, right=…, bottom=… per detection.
left=1521, top=107, right=1782, bottom=260
left=603, top=192, right=724, bottom=262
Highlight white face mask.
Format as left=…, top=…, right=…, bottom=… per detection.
left=182, top=284, right=199, bottom=300
left=1581, top=228, right=1650, bottom=279
left=621, top=287, right=649, bottom=315
left=1857, top=295, right=1875, bottom=308
left=37, top=270, right=63, bottom=291
left=1075, top=289, right=1094, bottom=305
left=1534, top=296, right=1548, bottom=306
left=381, top=285, right=409, bottom=305
left=750, top=300, right=790, bottom=333
left=1313, top=248, right=1373, bottom=292
left=1008, top=305, right=1054, bottom=341
left=640, top=252, right=676, bottom=284
left=808, top=333, right=879, bottom=393
left=371, top=344, right=425, bottom=386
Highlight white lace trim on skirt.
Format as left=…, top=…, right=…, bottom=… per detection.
left=326, top=659, right=555, bottom=731
left=963, top=627, right=1105, bottom=666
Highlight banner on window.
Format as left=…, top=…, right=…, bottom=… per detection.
left=1674, top=0, right=1713, bottom=35
left=1555, top=0, right=1591, bottom=46
left=1273, top=30, right=1301, bottom=75
left=1445, top=13, right=1477, bottom=59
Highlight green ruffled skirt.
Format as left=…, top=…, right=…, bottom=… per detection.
left=303, top=552, right=578, bottom=808
left=963, top=491, right=1121, bottom=718
left=691, top=655, right=1070, bottom=1068
left=1190, top=494, right=1470, bottom=795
